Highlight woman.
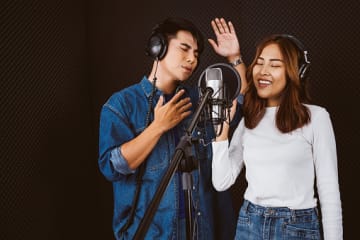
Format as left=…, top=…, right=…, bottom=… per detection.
left=212, top=34, right=343, bottom=239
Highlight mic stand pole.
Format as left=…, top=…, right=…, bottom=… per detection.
left=182, top=172, right=193, bottom=238
left=134, top=87, right=214, bottom=240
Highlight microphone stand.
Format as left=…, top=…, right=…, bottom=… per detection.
left=133, top=87, right=214, bottom=240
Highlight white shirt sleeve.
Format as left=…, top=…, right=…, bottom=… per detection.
left=212, top=120, right=245, bottom=191
left=312, top=108, right=343, bottom=240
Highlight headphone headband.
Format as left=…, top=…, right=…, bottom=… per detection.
left=276, top=34, right=311, bottom=81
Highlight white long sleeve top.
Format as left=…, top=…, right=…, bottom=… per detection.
left=212, top=104, right=343, bottom=239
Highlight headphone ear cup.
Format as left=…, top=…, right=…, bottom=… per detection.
left=146, top=33, right=167, bottom=60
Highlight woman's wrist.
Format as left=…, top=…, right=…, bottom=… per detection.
left=228, top=54, right=243, bottom=67
left=215, top=123, right=230, bottom=141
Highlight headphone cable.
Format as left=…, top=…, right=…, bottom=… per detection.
left=120, top=60, right=159, bottom=234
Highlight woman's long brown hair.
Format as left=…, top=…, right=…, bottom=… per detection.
left=243, top=35, right=311, bottom=133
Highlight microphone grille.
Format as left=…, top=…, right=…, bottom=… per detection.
left=205, top=67, right=223, bottom=81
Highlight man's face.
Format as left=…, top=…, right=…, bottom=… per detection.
left=161, top=30, right=199, bottom=82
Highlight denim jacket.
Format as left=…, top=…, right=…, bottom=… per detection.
left=99, top=76, right=238, bottom=240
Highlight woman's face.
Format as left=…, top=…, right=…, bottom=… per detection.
left=252, top=43, right=287, bottom=107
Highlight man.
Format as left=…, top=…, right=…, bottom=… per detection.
left=98, top=17, right=246, bottom=239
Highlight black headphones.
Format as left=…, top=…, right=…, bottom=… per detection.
left=145, top=28, right=168, bottom=60
left=279, top=34, right=311, bottom=81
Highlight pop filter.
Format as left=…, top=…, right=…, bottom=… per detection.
left=198, top=63, right=241, bottom=103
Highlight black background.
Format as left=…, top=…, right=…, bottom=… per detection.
left=1, top=0, right=359, bottom=239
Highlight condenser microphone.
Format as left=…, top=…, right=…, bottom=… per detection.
left=205, top=67, right=226, bottom=127
left=198, top=63, right=241, bottom=137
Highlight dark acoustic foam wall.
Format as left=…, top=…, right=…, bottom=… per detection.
left=1, top=1, right=103, bottom=239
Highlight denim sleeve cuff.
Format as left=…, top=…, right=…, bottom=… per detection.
left=229, top=94, right=244, bottom=127
left=237, top=94, right=244, bottom=105
left=110, top=147, right=136, bottom=175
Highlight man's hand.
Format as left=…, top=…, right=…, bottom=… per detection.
left=153, top=89, right=192, bottom=133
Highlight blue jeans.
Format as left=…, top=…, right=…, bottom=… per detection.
left=236, top=200, right=321, bottom=240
